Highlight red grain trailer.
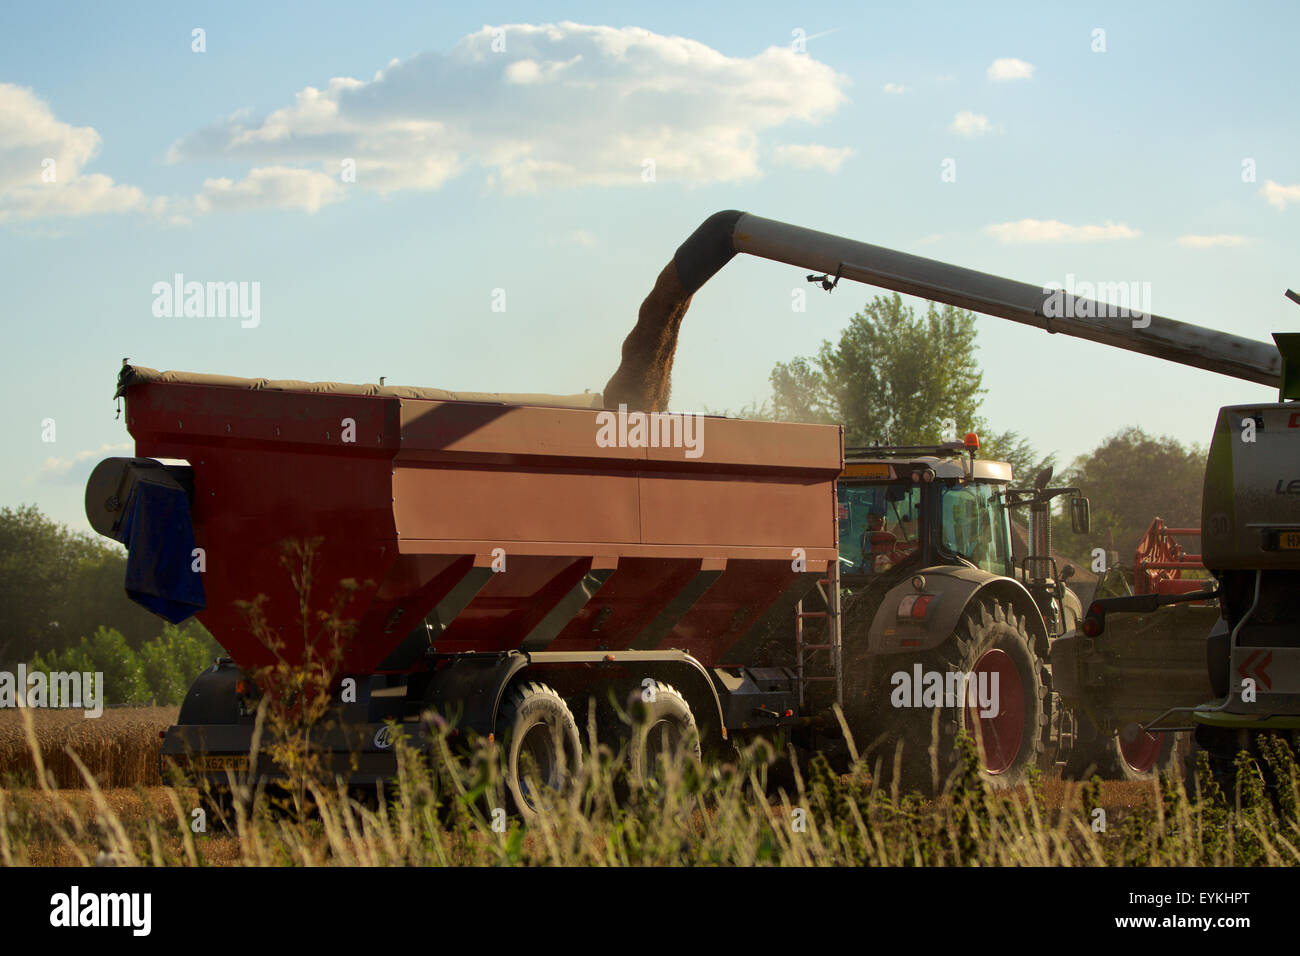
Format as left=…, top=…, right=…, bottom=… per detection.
left=87, top=363, right=842, bottom=813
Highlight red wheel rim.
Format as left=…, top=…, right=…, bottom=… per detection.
left=1118, top=723, right=1163, bottom=773
left=965, top=649, right=1024, bottom=774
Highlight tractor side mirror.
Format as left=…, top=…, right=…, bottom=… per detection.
left=1070, top=496, right=1090, bottom=534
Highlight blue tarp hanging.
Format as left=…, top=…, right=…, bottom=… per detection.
left=118, top=478, right=206, bottom=623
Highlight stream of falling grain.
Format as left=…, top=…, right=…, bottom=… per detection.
left=602, top=261, right=693, bottom=412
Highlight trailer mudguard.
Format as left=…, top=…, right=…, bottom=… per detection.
left=424, top=653, right=532, bottom=740
left=176, top=658, right=243, bottom=725
left=422, top=650, right=730, bottom=747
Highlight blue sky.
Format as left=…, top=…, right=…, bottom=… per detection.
left=3, top=1, right=1297, bottom=532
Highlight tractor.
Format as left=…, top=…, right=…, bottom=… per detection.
left=790, top=439, right=1093, bottom=791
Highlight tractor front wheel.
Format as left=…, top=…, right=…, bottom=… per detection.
left=1064, top=718, right=1182, bottom=781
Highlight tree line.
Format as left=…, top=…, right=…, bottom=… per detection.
left=0, top=505, right=221, bottom=703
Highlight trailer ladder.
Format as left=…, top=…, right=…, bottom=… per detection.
left=795, top=560, right=842, bottom=710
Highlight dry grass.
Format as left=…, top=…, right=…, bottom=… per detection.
left=7, top=786, right=241, bottom=866
left=0, top=706, right=176, bottom=789
left=1, top=707, right=1297, bottom=867
left=0, top=700, right=1296, bottom=868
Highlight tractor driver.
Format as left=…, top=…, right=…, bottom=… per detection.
left=859, top=512, right=890, bottom=572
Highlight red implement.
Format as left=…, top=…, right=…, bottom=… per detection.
left=108, top=367, right=842, bottom=675
left=1133, top=517, right=1208, bottom=597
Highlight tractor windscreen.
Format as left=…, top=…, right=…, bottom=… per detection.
left=939, top=482, right=1012, bottom=576
left=838, top=482, right=922, bottom=573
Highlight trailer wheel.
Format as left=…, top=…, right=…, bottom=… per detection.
left=878, top=598, right=1047, bottom=793
left=626, top=681, right=701, bottom=787
left=496, top=681, right=583, bottom=822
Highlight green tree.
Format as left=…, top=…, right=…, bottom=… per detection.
left=0, top=504, right=79, bottom=663
left=981, top=429, right=1057, bottom=486
left=0, top=504, right=162, bottom=666
left=31, top=621, right=220, bottom=705
left=138, top=622, right=222, bottom=704
left=769, top=294, right=989, bottom=446
left=32, top=626, right=146, bottom=705
left=1055, top=426, right=1205, bottom=562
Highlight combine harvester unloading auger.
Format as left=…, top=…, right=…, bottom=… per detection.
left=607, top=210, right=1299, bottom=786
left=604, top=210, right=1279, bottom=410
left=89, top=210, right=1296, bottom=808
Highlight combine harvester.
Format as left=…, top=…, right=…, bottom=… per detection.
left=87, top=211, right=1293, bottom=808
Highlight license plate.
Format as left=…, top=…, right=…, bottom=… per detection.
left=1280, top=532, right=1300, bottom=550
left=194, top=755, right=249, bottom=772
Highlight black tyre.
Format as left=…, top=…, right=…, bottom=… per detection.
left=625, top=680, right=701, bottom=786
left=873, top=598, right=1048, bottom=793
left=495, top=681, right=583, bottom=822
left=1064, top=720, right=1183, bottom=781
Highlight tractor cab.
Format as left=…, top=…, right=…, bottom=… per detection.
left=836, top=437, right=1091, bottom=641
left=837, top=439, right=1015, bottom=585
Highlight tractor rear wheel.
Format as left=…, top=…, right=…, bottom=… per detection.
left=873, top=598, right=1048, bottom=794
left=496, top=681, right=583, bottom=822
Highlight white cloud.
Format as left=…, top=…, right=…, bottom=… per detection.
left=950, top=110, right=995, bottom=136
left=988, top=58, right=1034, bottom=81
left=771, top=143, right=854, bottom=172
left=41, top=443, right=132, bottom=478
left=882, top=82, right=907, bottom=94
left=984, top=219, right=1140, bottom=243
left=1261, top=180, right=1300, bottom=209
left=195, top=166, right=345, bottom=214
left=0, top=84, right=157, bottom=221
left=166, top=22, right=850, bottom=197
left=1176, top=234, right=1248, bottom=248
left=6, top=24, right=851, bottom=222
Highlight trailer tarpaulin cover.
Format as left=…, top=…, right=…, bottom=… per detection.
left=119, top=477, right=206, bottom=623
left=116, top=364, right=605, bottom=409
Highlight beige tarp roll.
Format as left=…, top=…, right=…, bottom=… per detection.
left=116, top=364, right=604, bottom=410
